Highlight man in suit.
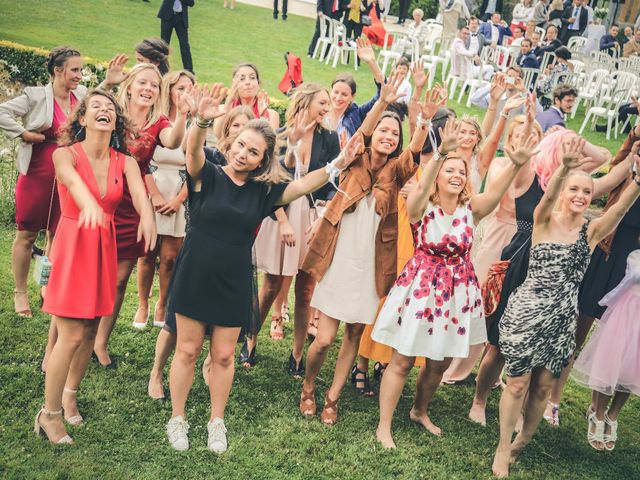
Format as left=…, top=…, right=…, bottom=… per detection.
left=600, top=24, right=621, bottom=56
left=535, top=84, right=577, bottom=132
left=478, top=0, right=503, bottom=22
left=479, top=13, right=512, bottom=47
left=158, top=0, right=194, bottom=72
left=516, top=39, right=540, bottom=68
left=307, top=0, right=345, bottom=57
left=560, top=0, right=588, bottom=44
left=467, top=16, right=490, bottom=55
left=536, top=24, right=562, bottom=63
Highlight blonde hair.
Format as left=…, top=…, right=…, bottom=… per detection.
left=459, top=116, right=484, bottom=153
left=504, top=115, right=543, bottom=151
left=117, top=63, right=163, bottom=128
left=237, top=119, right=291, bottom=185
left=280, top=82, right=330, bottom=141
left=430, top=155, right=473, bottom=207
left=218, top=106, right=255, bottom=154
left=159, top=70, right=195, bottom=117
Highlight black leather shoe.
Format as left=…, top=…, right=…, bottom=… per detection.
left=239, top=340, right=257, bottom=367
left=288, top=353, right=305, bottom=377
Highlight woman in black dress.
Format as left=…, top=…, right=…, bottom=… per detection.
left=165, top=84, right=363, bottom=454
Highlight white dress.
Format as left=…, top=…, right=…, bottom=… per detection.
left=311, top=194, right=381, bottom=325
left=149, top=145, right=188, bottom=237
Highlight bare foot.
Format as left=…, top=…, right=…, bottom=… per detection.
left=133, top=304, right=149, bottom=328
left=61, top=389, right=82, bottom=425
left=376, top=427, right=397, bottom=449
left=514, top=413, right=524, bottom=433
left=510, top=435, right=528, bottom=464
left=409, top=408, right=442, bottom=436
left=468, top=400, right=487, bottom=426
left=13, top=289, right=32, bottom=318
left=147, top=373, right=165, bottom=400
left=492, top=445, right=511, bottom=478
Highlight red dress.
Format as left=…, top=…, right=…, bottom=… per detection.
left=43, top=144, right=125, bottom=319
left=115, top=115, right=170, bottom=259
left=15, top=94, right=77, bottom=233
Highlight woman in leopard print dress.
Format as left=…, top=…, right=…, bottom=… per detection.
left=492, top=139, right=640, bottom=478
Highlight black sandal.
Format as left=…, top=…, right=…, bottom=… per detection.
left=350, top=365, right=374, bottom=396
left=239, top=340, right=257, bottom=367
left=373, top=362, right=387, bottom=382
left=288, top=353, right=305, bottom=377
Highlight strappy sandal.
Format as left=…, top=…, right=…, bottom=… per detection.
left=543, top=401, right=559, bottom=427
left=34, top=407, right=73, bottom=444
left=62, top=387, right=83, bottom=426
left=350, top=365, right=375, bottom=396
left=299, top=387, right=316, bottom=418
left=373, top=362, right=387, bottom=382
left=13, top=289, right=32, bottom=318
left=281, top=304, right=290, bottom=323
left=587, top=412, right=605, bottom=450
left=604, top=412, right=618, bottom=451
left=269, top=316, right=284, bottom=340
left=307, top=314, right=319, bottom=340
left=239, top=340, right=257, bottom=367
left=321, top=394, right=339, bottom=425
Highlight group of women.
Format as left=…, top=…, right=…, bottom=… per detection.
left=2, top=33, right=640, bottom=478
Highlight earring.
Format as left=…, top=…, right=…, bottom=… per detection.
left=111, top=131, right=121, bottom=150
left=74, top=126, right=85, bottom=140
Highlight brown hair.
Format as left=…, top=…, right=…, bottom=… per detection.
left=232, top=63, right=261, bottom=83
left=430, top=155, right=473, bottom=206
left=117, top=63, right=163, bottom=128
left=218, top=106, right=255, bottom=154
left=237, top=119, right=290, bottom=185
left=135, top=37, right=171, bottom=75
left=331, top=73, right=357, bottom=95
left=280, top=83, right=330, bottom=142
left=160, top=70, right=195, bottom=117
left=47, top=46, right=81, bottom=77
left=58, top=89, right=134, bottom=155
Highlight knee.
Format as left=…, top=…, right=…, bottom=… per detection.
left=64, top=329, right=86, bottom=350
left=530, top=383, right=552, bottom=402
left=211, top=348, right=235, bottom=369
left=313, top=332, right=336, bottom=352
left=160, top=252, right=177, bottom=272
left=175, top=343, right=201, bottom=365
left=14, top=231, right=37, bottom=248
left=506, top=379, right=529, bottom=399
left=344, top=324, right=365, bottom=343
left=392, top=357, right=414, bottom=377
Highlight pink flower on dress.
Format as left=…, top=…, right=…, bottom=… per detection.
left=428, top=328, right=433, bottom=335
left=452, top=317, right=459, bottom=324
left=457, top=326, right=467, bottom=335
left=452, top=218, right=461, bottom=227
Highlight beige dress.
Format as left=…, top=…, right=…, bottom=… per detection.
left=311, top=194, right=381, bottom=325
left=149, top=144, right=188, bottom=237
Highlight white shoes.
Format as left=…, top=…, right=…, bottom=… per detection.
left=167, top=416, right=190, bottom=451
left=207, top=417, right=228, bottom=454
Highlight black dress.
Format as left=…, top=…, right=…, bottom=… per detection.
left=168, top=161, right=287, bottom=328
left=487, top=176, right=545, bottom=346
left=578, top=197, right=640, bottom=319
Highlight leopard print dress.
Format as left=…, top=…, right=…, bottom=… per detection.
left=499, top=220, right=592, bottom=378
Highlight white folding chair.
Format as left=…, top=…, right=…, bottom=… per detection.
left=325, top=20, right=358, bottom=71
left=571, top=68, right=609, bottom=118
left=597, top=71, right=637, bottom=107
left=458, top=61, right=490, bottom=107
left=378, top=32, right=407, bottom=76
left=312, top=15, right=334, bottom=60
left=494, top=46, right=511, bottom=71
left=535, top=26, right=546, bottom=42
left=521, top=67, right=539, bottom=92
left=567, top=36, right=587, bottom=55
left=539, top=51, right=556, bottom=73
left=580, top=89, right=630, bottom=140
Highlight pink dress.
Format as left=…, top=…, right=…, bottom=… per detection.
left=372, top=201, right=486, bottom=360
left=43, top=144, right=125, bottom=319
left=15, top=94, right=76, bottom=233
left=572, top=250, right=640, bottom=396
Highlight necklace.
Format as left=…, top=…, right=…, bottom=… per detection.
left=556, top=214, right=582, bottom=232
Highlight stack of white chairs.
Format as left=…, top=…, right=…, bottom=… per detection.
left=311, top=15, right=334, bottom=60
left=580, top=88, right=631, bottom=140
left=324, top=20, right=358, bottom=71
left=378, top=31, right=408, bottom=76
left=571, top=68, right=609, bottom=118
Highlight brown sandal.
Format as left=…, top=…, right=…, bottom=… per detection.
left=299, top=387, right=316, bottom=418
left=307, top=314, right=319, bottom=340
left=269, top=316, right=284, bottom=340
left=321, top=394, right=339, bottom=425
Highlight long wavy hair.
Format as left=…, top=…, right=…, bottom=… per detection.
left=233, top=119, right=290, bottom=185
left=429, top=154, right=473, bottom=207
left=530, top=127, right=578, bottom=191
left=159, top=70, right=195, bottom=117
left=458, top=115, right=484, bottom=154
left=363, top=111, right=404, bottom=160
left=279, top=83, right=330, bottom=143
left=58, top=89, right=134, bottom=155
left=504, top=115, right=543, bottom=151
left=117, top=63, right=163, bottom=128
left=218, top=106, right=255, bottom=154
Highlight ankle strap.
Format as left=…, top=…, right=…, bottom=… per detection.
left=42, top=407, right=63, bottom=416
left=63, top=387, right=78, bottom=394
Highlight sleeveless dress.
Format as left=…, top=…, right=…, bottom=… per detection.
left=43, top=144, right=125, bottom=319
left=116, top=115, right=171, bottom=259
left=372, top=201, right=485, bottom=360
left=499, top=221, right=592, bottom=378
left=486, top=176, right=544, bottom=346
left=15, top=94, right=76, bottom=233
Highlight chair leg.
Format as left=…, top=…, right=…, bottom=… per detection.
left=457, top=82, right=467, bottom=104
left=606, top=117, right=612, bottom=141
left=579, top=112, right=590, bottom=135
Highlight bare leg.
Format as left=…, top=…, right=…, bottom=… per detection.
left=133, top=251, right=157, bottom=327
left=325, top=322, right=367, bottom=403
left=156, top=236, right=182, bottom=324
left=292, top=271, right=314, bottom=362
left=511, top=368, right=555, bottom=462
left=40, top=316, right=89, bottom=442
left=604, top=391, right=630, bottom=449
left=42, top=317, right=58, bottom=373
left=93, top=259, right=136, bottom=365
left=302, top=312, right=340, bottom=393
left=442, top=343, right=485, bottom=384
left=148, top=328, right=177, bottom=399
left=410, top=358, right=453, bottom=436
left=246, top=273, right=283, bottom=353
left=12, top=229, right=38, bottom=315
left=276, top=275, right=292, bottom=319
left=376, top=350, right=416, bottom=448
left=469, top=344, right=505, bottom=426
left=209, top=326, right=242, bottom=419
left=169, top=314, right=206, bottom=418
left=492, top=373, right=532, bottom=478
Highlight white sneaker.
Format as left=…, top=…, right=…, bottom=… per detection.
left=167, top=416, right=190, bottom=451
left=207, top=417, right=227, bottom=454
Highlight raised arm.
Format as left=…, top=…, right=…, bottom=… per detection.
left=356, top=37, right=385, bottom=85
left=593, top=141, right=640, bottom=198
left=123, top=156, right=157, bottom=253
left=187, top=84, right=227, bottom=187
left=359, top=70, right=404, bottom=137
left=581, top=138, right=612, bottom=172
left=284, top=110, right=316, bottom=169
left=481, top=74, right=507, bottom=138
left=158, top=83, right=193, bottom=149
left=99, top=54, right=129, bottom=91
left=472, top=133, right=538, bottom=223
left=408, top=61, right=429, bottom=137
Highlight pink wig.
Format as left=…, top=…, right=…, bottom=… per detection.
left=529, top=128, right=578, bottom=191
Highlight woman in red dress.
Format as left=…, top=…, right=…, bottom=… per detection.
left=92, top=63, right=191, bottom=367
left=0, top=47, right=86, bottom=320
left=35, top=90, right=155, bottom=444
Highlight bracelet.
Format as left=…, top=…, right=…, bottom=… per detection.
left=287, top=138, right=301, bottom=151
left=195, top=115, right=213, bottom=129
left=416, top=113, right=430, bottom=129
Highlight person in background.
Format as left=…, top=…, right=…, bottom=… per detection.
left=516, top=39, right=540, bottom=68
left=158, top=0, right=194, bottom=73
left=478, top=0, right=502, bottom=22
left=451, top=26, right=493, bottom=81
left=581, top=0, right=594, bottom=26
left=560, top=0, right=588, bottom=44
left=511, top=0, right=535, bottom=30
left=479, top=12, right=513, bottom=47
left=308, top=0, right=346, bottom=58
left=441, top=0, right=471, bottom=41
left=532, top=0, right=549, bottom=27
left=273, top=0, right=287, bottom=20
left=599, top=24, right=620, bottom=55
left=397, top=0, right=410, bottom=24
left=134, top=38, right=171, bottom=75
left=623, top=28, right=640, bottom=58
left=394, top=57, right=413, bottom=104
left=619, top=26, right=633, bottom=47
left=404, top=8, right=430, bottom=55
left=470, top=66, right=525, bottom=109
left=535, top=84, right=577, bottom=132
left=510, top=26, right=526, bottom=47
left=536, top=24, right=562, bottom=62
left=548, top=0, right=564, bottom=27
left=468, top=16, right=491, bottom=53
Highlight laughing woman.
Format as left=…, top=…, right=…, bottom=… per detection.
left=165, top=84, right=362, bottom=453
left=35, top=90, right=155, bottom=444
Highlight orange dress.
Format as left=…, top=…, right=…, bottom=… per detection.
left=43, top=144, right=124, bottom=319
left=359, top=169, right=425, bottom=366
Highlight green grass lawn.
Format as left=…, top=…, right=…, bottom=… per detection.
left=1, top=1, right=639, bottom=478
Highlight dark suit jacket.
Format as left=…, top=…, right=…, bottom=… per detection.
left=517, top=52, right=540, bottom=68
left=317, top=0, right=348, bottom=17
left=479, top=21, right=512, bottom=46
left=479, top=0, right=503, bottom=13
left=158, top=0, right=194, bottom=27
left=535, top=107, right=565, bottom=132
left=537, top=38, right=562, bottom=61
left=466, top=32, right=490, bottom=55
left=560, top=5, right=588, bottom=37
left=600, top=34, right=619, bottom=54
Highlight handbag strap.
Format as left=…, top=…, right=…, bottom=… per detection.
left=43, top=176, right=56, bottom=252
left=507, top=234, right=531, bottom=263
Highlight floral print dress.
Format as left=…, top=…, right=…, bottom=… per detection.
left=372, top=201, right=486, bottom=360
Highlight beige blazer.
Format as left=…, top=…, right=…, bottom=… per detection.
left=0, top=83, right=87, bottom=174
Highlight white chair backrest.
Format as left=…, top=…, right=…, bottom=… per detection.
left=495, top=46, right=511, bottom=71
left=319, top=15, right=333, bottom=39
left=439, top=35, right=455, bottom=57
left=612, top=71, right=638, bottom=94
left=582, top=68, right=609, bottom=93
left=540, top=51, right=556, bottom=72
left=567, top=59, right=585, bottom=75
left=521, top=67, right=539, bottom=92
left=568, top=36, right=587, bottom=53
left=424, top=18, right=440, bottom=25
left=609, top=88, right=632, bottom=111
left=553, top=71, right=580, bottom=90
left=425, top=23, right=443, bottom=42
left=535, top=26, right=546, bottom=42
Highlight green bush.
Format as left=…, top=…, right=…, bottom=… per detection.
left=388, top=0, right=439, bottom=19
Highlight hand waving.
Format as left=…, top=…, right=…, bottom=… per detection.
left=438, top=118, right=461, bottom=155
left=176, top=83, right=195, bottom=116
left=257, top=90, right=270, bottom=116
left=104, top=54, right=129, bottom=87
left=335, top=132, right=364, bottom=170
left=380, top=70, right=404, bottom=105
left=504, top=133, right=539, bottom=167
left=420, top=84, right=448, bottom=121
left=561, top=136, right=587, bottom=170
left=356, top=37, right=376, bottom=64
left=197, top=83, right=227, bottom=121
left=411, top=60, right=429, bottom=90
left=489, top=73, right=507, bottom=102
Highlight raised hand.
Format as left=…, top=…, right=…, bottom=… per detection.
left=289, top=110, right=316, bottom=144
left=504, top=133, right=539, bottom=167
left=411, top=60, right=429, bottom=90
left=104, top=53, right=129, bottom=87
left=380, top=69, right=405, bottom=105
left=503, top=94, right=526, bottom=114
left=399, top=177, right=417, bottom=200
left=525, top=91, right=536, bottom=123
left=561, top=136, right=587, bottom=169
left=335, top=132, right=364, bottom=169
left=489, top=73, right=507, bottom=102
left=197, top=83, right=227, bottom=121
left=176, top=83, right=195, bottom=116
left=420, top=84, right=447, bottom=121
left=438, top=118, right=461, bottom=155
left=338, top=130, right=348, bottom=150
left=356, top=37, right=376, bottom=64
left=257, top=90, right=270, bottom=116
left=78, top=200, right=104, bottom=230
